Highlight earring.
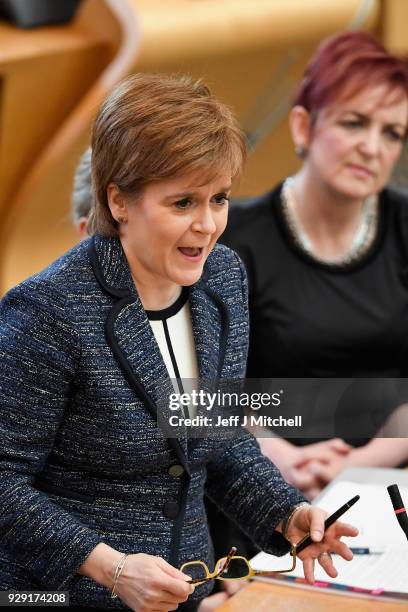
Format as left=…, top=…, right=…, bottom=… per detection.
left=116, top=216, right=127, bottom=224
left=295, top=145, right=307, bottom=159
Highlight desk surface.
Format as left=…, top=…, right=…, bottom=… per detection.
left=218, top=467, right=408, bottom=611
left=217, top=580, right=406, bottom=611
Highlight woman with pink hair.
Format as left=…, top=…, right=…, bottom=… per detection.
left=222, top=31, right=408, bottom=502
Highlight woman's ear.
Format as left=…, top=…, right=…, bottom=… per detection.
left=77, top=216, right=89, bottom=240
left=289, top=105, right=312, bottom=158
left=107, top=183, right=127, bottom=223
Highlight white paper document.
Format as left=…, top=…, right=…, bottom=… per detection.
left=251, top=480, right=408, bottom=593
left=313, top=480, right=408, bottom=549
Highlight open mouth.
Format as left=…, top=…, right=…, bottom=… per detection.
left=178, top=247, right=203, bottom=259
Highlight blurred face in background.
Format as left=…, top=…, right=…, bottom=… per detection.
left=293, top=83, right=408, bottom=201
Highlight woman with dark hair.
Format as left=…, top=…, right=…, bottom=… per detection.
left=0, top=73, right=357, bottom=610
left=222, top=31, right=408, bottom=500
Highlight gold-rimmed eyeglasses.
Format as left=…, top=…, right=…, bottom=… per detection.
left=180, top=545, right=297, bottom=586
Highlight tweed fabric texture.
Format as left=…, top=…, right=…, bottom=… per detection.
left=0, top=236, right=305, bottom=607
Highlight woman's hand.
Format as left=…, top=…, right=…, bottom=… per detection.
left=258, top=437, right=351, bottom=499
left=198, top=580, right=248, bottom=612
left=258, top=438, right=320, bottom=494
left=198, top=592, right=229, bottom=611
left=300, top=438, right=352, bottom=462
left=115, top=553, right=195, bottom=612
left=197, top=577, right=246, bottom=611
left=285, top=505, right=358, bottom=584
left=296, top=439, right=353, bottom=497
left=306, top=455, right=350, bottom=487
left=78, top=543, right=194, bottom=611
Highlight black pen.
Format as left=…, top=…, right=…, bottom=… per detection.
left=293, top=495, right=360, bottom=555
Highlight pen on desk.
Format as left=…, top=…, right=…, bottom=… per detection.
left=293, top=495, right=360, bottom=555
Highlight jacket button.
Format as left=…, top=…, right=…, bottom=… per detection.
left=168, top=464, right=184, bottom=477
left=163, top=501, right=179, bottom=519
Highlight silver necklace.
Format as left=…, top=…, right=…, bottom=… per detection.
left=281, top=176, right=379, bottom=267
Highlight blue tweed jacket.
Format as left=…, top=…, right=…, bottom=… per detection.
left=0, top=236, right=304, bottom=607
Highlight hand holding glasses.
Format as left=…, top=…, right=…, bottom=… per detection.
left=181, top=496, right=360, bottom=586
left=180, top=545, right=297, bottom=586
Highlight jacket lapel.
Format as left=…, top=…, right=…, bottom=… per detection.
left=189, top=281, right=230, bottom=381
left=89, top=236, right=231, bottom=462
left=188, top=279, right=230, bottom=452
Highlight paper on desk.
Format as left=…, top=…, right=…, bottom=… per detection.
left=251, top=548, right=408, bottom=593
left=312, top=480, right=408, bottom=549
left=251, top=480, right=408, bottom=593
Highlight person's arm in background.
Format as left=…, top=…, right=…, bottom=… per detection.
left=305, top=404, right=408, bottom=488
left=308, top=422, right=408, bottom=488
left=257, top=435, right=352, bottom=500
left=306, top=437, right=408, bottom=487
left=220, top=206, right=353, bottom=500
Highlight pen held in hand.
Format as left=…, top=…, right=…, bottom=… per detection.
left=292, top=495, right=360, bottom=555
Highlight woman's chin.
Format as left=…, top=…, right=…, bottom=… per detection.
left=333, top=177, right=379, bottom=201
left=171, top=268, right=204, bottom=287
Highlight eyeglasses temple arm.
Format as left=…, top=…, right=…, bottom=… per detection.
left=251, top=568, right=294, bottom=577
left=215, top=546, right=237, bottom=578
left=249, top=547, right=297, bottom=577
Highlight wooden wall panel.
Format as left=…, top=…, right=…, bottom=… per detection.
left=0, top=0, right=389, bottom=292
